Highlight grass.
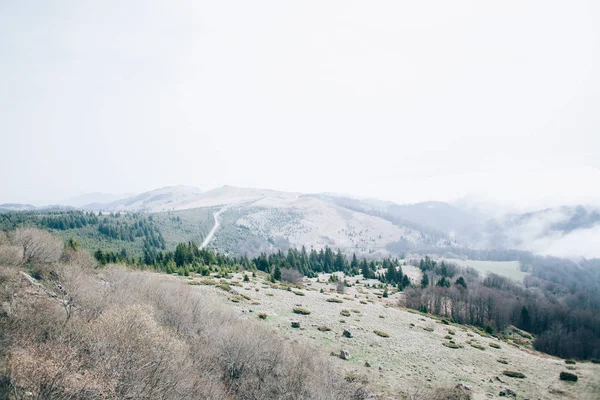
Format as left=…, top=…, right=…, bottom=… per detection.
left=470, top=343, right=486, bottom=351
left=489, top=342, right=501, bottom=349
left=326, top=298, right=343, bottom=303
left=293, top=307, right=310, bottom=315
left=360, top=300, right=367, bottom=304
left=443, top=342, right=463, bottom=349
left=503, top=371, right=526, bottom=379
left=442, top=258, right=526, bottom=282
left=373, top=330, right=389, bottom=338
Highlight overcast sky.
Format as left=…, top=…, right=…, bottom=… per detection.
left=1, top=1, right=599, bottom=211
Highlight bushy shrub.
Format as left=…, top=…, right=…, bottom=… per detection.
left=0, top=249, right=366, bottom=400
left=293, top=307, right=311, bottom=315
left=327, top=297, right=343, bottom=303
left=373, top=330, right=389, bottom=338
left=503, top=370, right=526, bottom=379
left=559, top=371, right=578, bottom=382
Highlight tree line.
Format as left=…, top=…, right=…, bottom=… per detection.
left=403, top=256, right=600, bottom=360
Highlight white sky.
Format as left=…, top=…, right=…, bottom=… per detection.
left=1, top=1, right=599, bottom=211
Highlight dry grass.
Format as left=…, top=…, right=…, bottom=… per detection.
left=0, top=229, right=367, bottom=400
left=373, top=330, right=389, bottom=338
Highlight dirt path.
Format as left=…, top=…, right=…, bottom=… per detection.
left=200, top=206, right=228, bottom=249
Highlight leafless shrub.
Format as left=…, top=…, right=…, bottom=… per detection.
left=336, top=280, right=346, bottom=294
left=1, top=244, right=366, bottom=400
left=281, top=268, right=303, bottom=284
left=11, top=228, right=62, bottom=280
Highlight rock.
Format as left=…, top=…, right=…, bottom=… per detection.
left=364, top=361, right=371, bottom=367
left=499, top=388, right=516, bottom=397
left=339, top=350, right=351, bottom=360
left=343, top=329, right=353, bottom=338
left=291, top=321, right=300, bottom=328
left=455, top=383, right=472, bottom=391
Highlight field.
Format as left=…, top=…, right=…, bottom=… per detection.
left=186, top=271, right=600, bottom=399
left=441, top=258, right=527, bottom=282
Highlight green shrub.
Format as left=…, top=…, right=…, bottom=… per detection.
left=340, top=310, right=351, bottom=317
left=503, top=371, right=526, bottom=379
left=443, top=342, right=463, bottom=349
left=216, top=283, right=231, bottom=292
left=292, top=290, right=305, bottom=296
left=470, top=343, right=485, bottom=351
left=447, top=329, right=456, bottom=335
left=497, top=359, right=508, bottom=364
left=360, top=300, right=367, bottom=304
left=422, top=326, right=434, bottom=332
left=327, top=298, right=343, bottom=303
left=559, top=371, right=578, bottom=382
left=444, top=335, right=452, bottom=340
left=373, top=330, right=389, bottom=338
left=489, top=342, right=501, bottom=349
left=293, top=307, right=310, bottom=315
left=243, top=274, right=250, bottom=282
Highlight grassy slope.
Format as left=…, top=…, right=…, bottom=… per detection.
left=185, top=271, right=600, bottom=400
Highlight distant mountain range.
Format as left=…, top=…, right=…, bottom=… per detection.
left=3, top=185, right=600, bottom=259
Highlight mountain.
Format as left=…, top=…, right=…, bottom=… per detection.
left=0, top=203, right=37, bottom=213
left=82, top=185, right=206, bottom=212
left=61, top=192, right=134, bottom=208
left=5, top=185, right=600, bottom=258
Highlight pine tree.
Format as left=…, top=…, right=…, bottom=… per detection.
left=272, top=264, right=282, bottom=281
left=402, top=274, right=410, bottom=288
left=421, top=273, right=429, bottom=288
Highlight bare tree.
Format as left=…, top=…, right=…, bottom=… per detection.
left=12, top=228, right=62, bottom=266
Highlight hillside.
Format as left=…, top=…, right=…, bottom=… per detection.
left=191, top=270, right=600, bottom=400
left=5, top=185, right=600, bottom=260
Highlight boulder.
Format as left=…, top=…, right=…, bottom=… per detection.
left=291, top=321, right=300, bottom=328
left=343, top=329, right=353, bottom=338
left=339, top=350, right=351, bottom=360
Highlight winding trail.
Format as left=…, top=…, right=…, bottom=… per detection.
left=200, top=206, right=228, bottom=249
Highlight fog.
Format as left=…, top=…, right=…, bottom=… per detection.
left=1, top=1, right=599, bottom=212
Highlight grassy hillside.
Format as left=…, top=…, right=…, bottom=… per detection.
left=0, top=209, right=217, bottom=257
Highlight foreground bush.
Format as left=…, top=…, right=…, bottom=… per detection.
left=0, top=232, right=366, bottom=400
left=559, top=371, right=578, bottom=382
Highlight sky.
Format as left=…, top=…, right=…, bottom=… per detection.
left=1, top=1, right=599, bottom=212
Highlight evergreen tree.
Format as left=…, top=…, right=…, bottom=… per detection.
left=272, top=264, right=282, bottom=281
left=421, top=272, right=429, bottom=288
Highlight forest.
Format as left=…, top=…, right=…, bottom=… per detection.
left=94, top=239, right=600, bottom=360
